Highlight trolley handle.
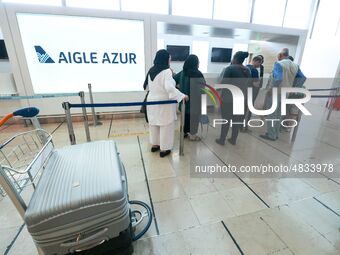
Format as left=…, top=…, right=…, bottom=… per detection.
left=0, top=107, right=39, bottom=127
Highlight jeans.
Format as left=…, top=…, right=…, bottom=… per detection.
left=265, top=95, right=281, bottom=140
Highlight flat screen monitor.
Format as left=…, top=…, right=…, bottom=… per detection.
left=16, top=13, right=146, bottom=93
left=211, top=47, right=232, bottom=63
left=166, top=45, right=190, bottom=61
left=0, top=40, right=9, bottom=59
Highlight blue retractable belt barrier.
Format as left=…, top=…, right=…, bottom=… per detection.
left=0, top=93, right=79, bottom=100
left=308, top=88, right=339, bottom=91
left=68, top=100, right=178, bottom=108
left=311, top=95, right=340, bottom=98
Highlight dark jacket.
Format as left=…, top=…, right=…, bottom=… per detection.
left=220, top=64, right=252, bottom=109
left=174, top=71, right=205, bottom=115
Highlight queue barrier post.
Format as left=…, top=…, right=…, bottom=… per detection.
left=62, top=102, right=76, bottom=145
left=179, top=101, right=185, bottom=156
left=290, top=110, right=302, bottom=143
left=88, top=83, right=102, bottom=126
left=79, top=92, right=91, bottom=143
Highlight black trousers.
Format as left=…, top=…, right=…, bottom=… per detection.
left=245, top=87, right=260, bottom=123
left=184, top=113, right=200, bottom=135
left=219, top=103, right=245, bottom=143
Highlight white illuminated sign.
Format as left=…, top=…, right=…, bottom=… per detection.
left=16, top=13, right=146, bottom=93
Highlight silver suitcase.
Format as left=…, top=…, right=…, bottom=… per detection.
left=24, top=141, right=131, bottom=255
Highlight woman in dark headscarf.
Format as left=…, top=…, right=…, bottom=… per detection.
left=216, top=51, right=252, bottom=146
left=144, top=49, right=188, bottom=158
left=174, top=54, right=206, bottom=141
left=142, top=50, right=172, bottom=122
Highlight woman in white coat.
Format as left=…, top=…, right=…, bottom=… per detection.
left=144, top=50, right=188, bottom=157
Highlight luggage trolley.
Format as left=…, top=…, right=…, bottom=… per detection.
left=0, top=107, right=152, bottom=255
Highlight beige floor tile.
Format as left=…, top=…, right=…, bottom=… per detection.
left=134, top=222, right=241, bottom=255
left=301, top=178, right=340, bottom=193
left=178, top=176, right=217, bottom=197
left=181, top=223, right=240, bottom=255
left=143, top=155, right=176, bottom=180
left=126, top=165, right=145, bottom=184
left=289, top=198, right=340, bottom=248
left=0, top=227, right=20, bottom=255
left=270, top=248, right=295, bottom=254
left=168, top=154, right=191, bottom=176
left=7, top=227, right=37, bottom=255
left=211, top=177, right=244, bottom=191
left=315, top=191, right=340, bottom=215
left=223, top=213, right=289, bottom=255
left=189, top=192, right=235, bottom=224
left=133, top=231, right=190, bottom=255
left=260, top=206, right=339, bottom=255
left=149, top=177, right=186, bottom=203
left=290, top=143, right=340, bottom=165
left=0, top=197, right=23, bottom=229
left=128, top=180, right=150, bottom=202
left=249, top=178, right=319, bottom=207
left=220, top=186, right=267, bottom=216
left=154, top=198, right=199, bottom=234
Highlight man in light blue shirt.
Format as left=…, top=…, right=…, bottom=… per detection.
left=260, top=49, right=306, bottom=141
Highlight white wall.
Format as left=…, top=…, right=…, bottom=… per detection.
left=0, top=27, right=16, bottom=95
left=299, top=0, right=340, bottom=106
left=159, top=33, right=298, bottom=75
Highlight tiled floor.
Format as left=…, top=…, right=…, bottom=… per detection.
left=0, top=102, right=340, bottom=255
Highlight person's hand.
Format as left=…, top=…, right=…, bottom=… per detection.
left=183, top=95, right=189, bottom=102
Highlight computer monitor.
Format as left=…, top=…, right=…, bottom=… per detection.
left=211, top=47, right=232, bottom=63
left=166, top=45, right=190, bottom=61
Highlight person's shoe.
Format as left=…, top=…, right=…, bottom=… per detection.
left=227, top=138, right=236, bottom=145
left=184, top=133, right=189, bottom=138
left=215, top=138, right=225, bottom=145
left=151, top=146, right=160, bottom=152
left=260, top=134, right=277, bottom=141
left=189, top=134, right=201, bottom=141
left=160, top=150, right=171, bottom=158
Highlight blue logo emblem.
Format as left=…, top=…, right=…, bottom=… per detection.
left=34, top=46, right=55, bottom=63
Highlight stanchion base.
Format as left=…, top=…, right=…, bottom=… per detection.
left=89, top=122, right=103, bottom=126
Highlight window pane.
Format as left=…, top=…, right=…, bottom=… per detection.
left=192, top=41, right=209, bottom=73
left=121, top=0, right=168, bottom=14
left=214, top=0, right=252, bottom=23
left=172, top=0, right=213, bottom=19
left=283, top=0, right=315, bottom=29
left=3, top=0, right=61, bottom=5
left=312, top=0, right=340, bottom=38
left=252, top=0, right=286, bottom=26
left=66, top=0, right=120, bottom=10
